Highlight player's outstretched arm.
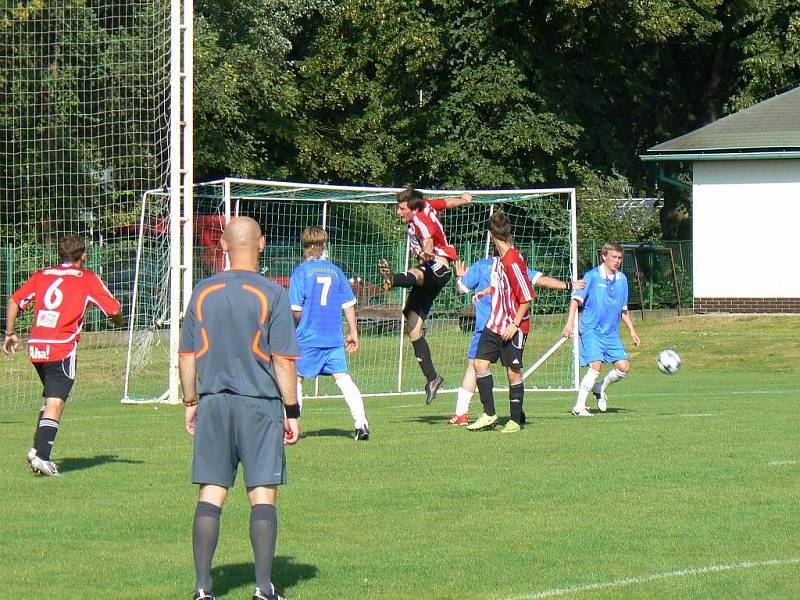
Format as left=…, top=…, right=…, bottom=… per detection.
left=441, top=192, right=472, bottom=209
left=3, top=298, right=20, bottom=355
left=536, top=276, right=586, bottom=291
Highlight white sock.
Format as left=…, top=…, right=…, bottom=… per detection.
left=296, top=380, right=304, bottom=412
left=455, top=387, right=473, bottom=416
left=336, top=374, right=367, bottom=429
left=601, top=368, right=626, bottom=393
left=575, top=368, right=600, bottom=411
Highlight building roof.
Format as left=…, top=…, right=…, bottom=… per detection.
left=641, top=86, right=800, bottom=161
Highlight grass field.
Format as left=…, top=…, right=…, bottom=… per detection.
left=1, top=315, right=799, bottom=599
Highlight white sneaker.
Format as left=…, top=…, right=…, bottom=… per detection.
left=26, top=447, right=36, bottom=465
left=571, top=407, right=593, bottom=417
left=30, top=455, right=60, bottom=476
left=595, top=391, right=607, bottom=412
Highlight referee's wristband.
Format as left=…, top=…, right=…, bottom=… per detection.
left=285, top=403, right=301, bottom=419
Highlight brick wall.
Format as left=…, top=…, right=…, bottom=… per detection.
left=694, top=297, right=800, bottom=313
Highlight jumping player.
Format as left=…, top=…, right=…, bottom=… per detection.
left=378, top=188, right=472, bottom=404
left=3, top=235, right=123, bottom=476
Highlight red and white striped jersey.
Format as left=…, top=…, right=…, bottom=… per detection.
left=485, top=248, right=535, bottom=335
left=407, top=198, right=457, bottom=261
left=12, top=264, right=121, bottom=362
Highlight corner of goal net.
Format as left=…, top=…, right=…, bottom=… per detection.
left=120, top=390, right=179, bottom=405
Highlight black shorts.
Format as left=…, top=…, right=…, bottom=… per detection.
left=475, top=328, right=527, bottom=369
left=403, top=261, right=452, bottom=321
left=33, top=355, right=77, bottom=401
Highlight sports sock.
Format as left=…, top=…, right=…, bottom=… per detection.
left=392, top=271, right=417, bottom=288
left=193, top=501, right=222, bottom=592
left=601, top=367, right=626, bottom=392
left=509, top=382, right=524, bottom=423
left=476, top=371, right=496, bottom=416
left=455, top=387, right=472, bottom=416
left=296, top=380, right=303, bottom=412
left=250, top=503, right=278, bottom=593
left=575, top=368, right=600, bottom=411
left=335, top=374, right=367, bottom=428
left=34, top=418, right=59, bottom=461
left=411, top=337, right=437, bottom=382
left=32, top=405, right=45, bottom=448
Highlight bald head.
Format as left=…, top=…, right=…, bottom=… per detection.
left=221, top=217, right=265, bottom=270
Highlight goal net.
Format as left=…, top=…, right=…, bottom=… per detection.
left=0, top=1, right=173, bottom=410
left=124, top=179, right=578, bottom=403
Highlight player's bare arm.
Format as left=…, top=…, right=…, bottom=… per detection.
left=561, top=297, right=581, bottom=338
left=273, top=355, right=301, bottom=445
left=472, top=286, right=491, bottom=303
left=454, top=259, right=467, bottom=278
left=442, top=192, right=472, bottom=209
left=343, top=305, right=359, bottom=353
left=502, top=301, right=530, bottom=341
left=621, top=310, right=641, bottom=346
left=3, top=298, right=20, bottom=355
left=536, top=276, right=586, bottom=291
left=178, top=353, right=198, bottom=435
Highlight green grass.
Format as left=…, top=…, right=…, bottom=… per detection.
left=1, top=315, right=799, bottom=599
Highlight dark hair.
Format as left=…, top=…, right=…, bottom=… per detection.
left=488, top=211, right=513, bottom=243
left=396, top=188, right=425, bottom=211
left=59, top=235, right=86, bottom=263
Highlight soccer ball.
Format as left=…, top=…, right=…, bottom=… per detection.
left=656, top=349, right=682, bottom=375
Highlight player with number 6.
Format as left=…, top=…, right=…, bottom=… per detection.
left=3, top=235, right=123, bottom=476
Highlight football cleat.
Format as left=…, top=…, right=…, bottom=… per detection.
left=571, top=407, right=593, bottom=417
left=354, top=426, right=370, bottom=441
left=500, top=420, right=521, bottom=434
left=29, top=454, right=60, bottom=476
left=425, top=375, right=444, bottom=405
left=26, top=447, right=36, bottom=465
left=253, top=584, right=288, bottom=600
left=592, top=384, right=607, bottom=412
left=519, top=411, right=527, bottom=425
left=466, top=413, right=498, bottom=431
left=192, top=588, right=215, bottom=600
left=377, top=258, right=393, bottom=292
left=447, top=413, right=470, bottom=426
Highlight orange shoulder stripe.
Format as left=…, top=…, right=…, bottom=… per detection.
left=196, top=283, right=226, bottom=321
left=241, top=284, right=269, bottom=324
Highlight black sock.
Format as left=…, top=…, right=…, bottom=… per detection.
left=32, top=406, right=45, bottom=448
left=509, top=383, right=524, bottom=423
left=35, top=418, right=59, bottom=461
left=476, top=372, right=496, bottom=416
left=392, top=271, right=417, bottom=288
left=411, top=337, right=437, bottom=382
left=193, top=501, right=222, bottom=592
left=250, top=504, right=278, bottom=592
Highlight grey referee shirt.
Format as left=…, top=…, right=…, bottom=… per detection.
left=179, top=270, right=299, bottom=399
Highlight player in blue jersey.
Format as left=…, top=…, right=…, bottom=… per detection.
left=450, top=256, right=582, bottom=425
left=289, top=226, right=369, bottom=440
left=562, top=241, right=640, bottom=416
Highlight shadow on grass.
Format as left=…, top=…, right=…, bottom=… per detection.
left=211, top=556, right=318, bottom=596
left=302, top=427, right=353, bottom=439
left=57, top=454, right=144, bottom=473
left=406, top=414, right=449, bottom=426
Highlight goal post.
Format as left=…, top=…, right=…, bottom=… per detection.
left=123, top=178, right=579, bottom=403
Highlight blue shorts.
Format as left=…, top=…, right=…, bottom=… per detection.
left=297, top=346, right=348, bottom=378
left=467, top=329, right=483, bottom=360
left=579, top=331, right=628, bottom=366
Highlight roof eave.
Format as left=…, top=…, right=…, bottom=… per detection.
left=641, top=150, right=800, bottom=162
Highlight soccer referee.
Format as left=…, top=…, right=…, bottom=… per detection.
left=179, top=217, right=300, bottom=600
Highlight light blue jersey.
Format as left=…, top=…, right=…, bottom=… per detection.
left=459, top=258, right=542, bottom=333
left=289, top=259, right=356, bottom=349
left=573, top=265, right=628, bottom=336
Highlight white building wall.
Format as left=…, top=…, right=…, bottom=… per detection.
left=693, top=159, right=800, bottom=297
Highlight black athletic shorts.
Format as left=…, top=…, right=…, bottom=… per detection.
left=403, top=261, right=452, bottom=321
left=475, top=328, right=527, bottom=369
left=33, top=355, right=77, bottom=400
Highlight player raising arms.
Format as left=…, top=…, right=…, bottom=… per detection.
left=289, top=226, right=370, bottom=441
left=562, top=241, right=640, bottom=416
left=3, top=235, right=123, bottom=476
left=466, top=212, right=535, bottom=433
left=378, top=188, right=472, bottom=404
left=450, top=257, right=583, bottom=426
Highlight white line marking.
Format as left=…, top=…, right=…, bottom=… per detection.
left=769, top=460, right=797, bottom=466
left=677, top=413, right=714, bottom=417
left=499, top=557, right=800, bottom=600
